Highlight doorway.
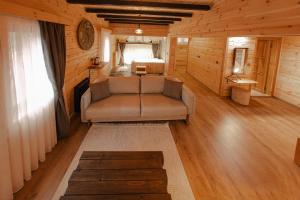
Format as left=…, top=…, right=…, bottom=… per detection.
left=253, top=38, right=282, bottom=96
left=174, top=37, right=189, bottom=73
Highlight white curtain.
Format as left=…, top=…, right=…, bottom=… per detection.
left=124, top=44, right=154, bottom=65
left=0, top=15, right=57, bottom=200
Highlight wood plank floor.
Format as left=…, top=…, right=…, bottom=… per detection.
left=170, top=71, right=300, bottom=200
left=15, top=71, right=300, bottom=200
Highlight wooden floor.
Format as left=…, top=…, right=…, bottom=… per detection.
left=15, top=71, right=300, bottom=200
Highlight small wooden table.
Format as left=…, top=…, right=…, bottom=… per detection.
left=226, top=77, right=258, bottom=105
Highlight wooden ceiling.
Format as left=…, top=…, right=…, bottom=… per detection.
left=66, top=0, right=213, bottom=26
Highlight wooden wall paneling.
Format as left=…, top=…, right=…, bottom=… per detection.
left=165, top=37, right=177, bottom=75
left=169, top=0, right=300, bottom=37
left=110, top=23, right=169, bottom=36
left=187, top=37, right=227, bottom=94
left=0, top=0, right=110, bottom=116
left=0, top=1, right=70, bottom=24
left=275, top=36, right=300, bottom=108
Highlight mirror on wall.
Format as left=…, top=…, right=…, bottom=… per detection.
left=233, top=48, right=248, bottom=74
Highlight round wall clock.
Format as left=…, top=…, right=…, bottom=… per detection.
left=77, top=19, right=95, bottom=50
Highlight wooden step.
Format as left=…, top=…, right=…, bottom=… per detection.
left=60, top=194, right=172, bottom=200
left=61, top=151, right=171, bottom=200
left=65, top=180, right=167, bottom=195
left=77, top=159, right=163, bottom=170
left=70, top=169, right=167, bottom=182
left=81, top=151, right=164, bottom=164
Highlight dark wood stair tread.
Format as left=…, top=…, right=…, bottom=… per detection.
left=66, top=180, right=167, bottom=195
left=61, top=151, right=172, bottom=199
left=60, top=194, right=172, bottom=200
left=70, top=169, right=167, bottom=182
left=77, top=159, right=163, bottom=170
left=81, top=151, right=164, bottom=164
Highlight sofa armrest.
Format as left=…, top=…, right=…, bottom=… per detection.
left=81, top=88, right=91, bottom=122
left=182, top=85, right=196, bottom=116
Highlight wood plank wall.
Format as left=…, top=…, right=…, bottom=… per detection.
left=275, top=36, right=300, bottom=107
left=110, top=23, right=169, bottom=36
left=169, top=0, right=300, bottom=37
left=220, top=37, right=257, bottom=96
left=0, top=0, right=110, bottom=116
left=187, top=37, right=227, bottom=94
left=165, top=37, right=177, bottom=75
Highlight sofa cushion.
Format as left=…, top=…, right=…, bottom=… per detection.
left=141, top=75, right=165, bottom=94
left=109, top=76, right=140, bottom=94
left=141, top=94, right=187, bottom=119
left=163, top=78, right=183, bottom=100
left=90, top=79, right=110, bottom=102
left=86, top=94, right=140, bottom=121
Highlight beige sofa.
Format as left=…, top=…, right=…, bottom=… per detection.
left=81, top=75, right=196, bottom=123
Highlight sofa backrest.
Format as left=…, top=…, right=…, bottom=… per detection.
left=109, top=76, right=140, bottom=94
left=141, top=75, right=165, bottom=94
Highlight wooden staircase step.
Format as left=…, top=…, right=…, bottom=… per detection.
left=81, top=151, right=164, bottom=164
left=70, top=169, right=167, bottom=182
left=65, top=180, right=167, bottom=195
left=60, top=194, right=172, bottom=200
left=77, top=159, right=163, bottom=170
left=61, top=151, right=172, bottom=199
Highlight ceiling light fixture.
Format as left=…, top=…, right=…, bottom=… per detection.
left=135, top=24, right=143, bottom=35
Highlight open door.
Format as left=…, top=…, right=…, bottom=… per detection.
left=174, top=37, right=189, bottom=72
left=255, top=38, right=282, bottom=96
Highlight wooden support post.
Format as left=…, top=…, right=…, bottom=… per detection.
left=294, top=138, right=300, bottom=166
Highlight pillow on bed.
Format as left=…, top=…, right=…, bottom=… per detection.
left=163, top=78, right=183, bottom=100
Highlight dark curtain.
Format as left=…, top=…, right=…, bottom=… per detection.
left=152, top=43, right=159, bottom=58
left=119, top=43, right=126, bottom=66
left=39, top=21, right=70, bottom=139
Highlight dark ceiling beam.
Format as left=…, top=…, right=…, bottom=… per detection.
left=97, top=14, right=182, bottom=21
left=109, top=21, right=170, bottom=26
left=107, top=19, right=174, bottom=24
left=105, top=17, right=175, bottom=23
left=105, top=18, right=174, bottom=24
left=67, top=0, right=210, bottom=11
left=85, top=8, right=193, bottom=17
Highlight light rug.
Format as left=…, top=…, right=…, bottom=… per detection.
left=52, top=123, right=195, bottom=200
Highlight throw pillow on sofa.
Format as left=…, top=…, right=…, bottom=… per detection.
left=163, top=78, right=183, bottom=100
left=90, top=79, right=111, bottom=102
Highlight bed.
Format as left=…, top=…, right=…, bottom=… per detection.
left=131, top=58, right=165, bottom=74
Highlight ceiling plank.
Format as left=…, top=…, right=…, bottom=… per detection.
left=67, top=0, right=210, bottom=11
left=97, top=14, right=182, bottom=21
left=85, top=8, right=193, bottom=17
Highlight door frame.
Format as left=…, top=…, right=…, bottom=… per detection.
left=255, top=37, right=282, bottom=96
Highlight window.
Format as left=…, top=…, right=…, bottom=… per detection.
left=123, top=44, right=154, bottom=64
left=101, top=29, right=111, bottom=62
